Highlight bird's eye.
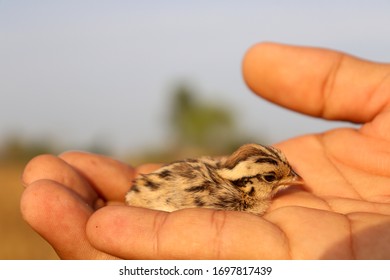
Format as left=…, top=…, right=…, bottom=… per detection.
left=262, top=174, right=277, bottom=183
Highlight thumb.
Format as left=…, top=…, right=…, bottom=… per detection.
left=242, top=42, right=390, bottom=123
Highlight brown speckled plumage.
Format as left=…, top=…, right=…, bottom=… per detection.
left=125, top=143, right=303, bottom=215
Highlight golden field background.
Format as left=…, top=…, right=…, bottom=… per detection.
left=0, top=161, right=58, bottom=259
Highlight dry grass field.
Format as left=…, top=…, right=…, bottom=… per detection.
left=0, top=161, right=58, bottom=259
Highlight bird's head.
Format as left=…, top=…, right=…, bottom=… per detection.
left=217, top=144, right=303, bottom=199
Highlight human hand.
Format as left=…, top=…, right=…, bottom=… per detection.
left=21, top=42, right=390, bottom=259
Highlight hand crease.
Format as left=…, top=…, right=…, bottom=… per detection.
left=317, top=135, right=364, bottom=201
left=345, top=214, right=357, bottom=259
left=369, top=71, right=390, bottom=115
left=210, top=210, right=227, bottom=259
left=320, top=53, right=345, bottom=119
left=152, top=211, right=169, bottom=259
left=267, top=221, right=293, bottom=260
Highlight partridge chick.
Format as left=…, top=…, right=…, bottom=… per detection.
left=125, top=143, right=303, bottom=215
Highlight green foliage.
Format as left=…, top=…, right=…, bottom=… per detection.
left=171, top=86, right=232, bottom=147
left=0, top=136, right=54, bottom=163
left=168, top=84, right=255, bottom=156
left=127, top=83, right=261, bottom=165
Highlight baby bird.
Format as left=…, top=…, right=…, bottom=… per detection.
left=125, top=143, right=303, bottom=215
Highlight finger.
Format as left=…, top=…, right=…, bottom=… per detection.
left=86, top=206, right=290, bottom=259
left=136, top=163, right=162, bottom=175
left=22, top=154, right=98, bottom=206
left=242, top=42, right=390, bottom=123
left=59, top=151, right=136, bottom=202
left=20, top=179, right=118, bottom=259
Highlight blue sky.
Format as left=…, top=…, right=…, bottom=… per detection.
left=1, top=0, right=390, bottom=157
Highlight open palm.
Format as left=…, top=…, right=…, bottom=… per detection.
left=21, top=43, right=390, bottom=259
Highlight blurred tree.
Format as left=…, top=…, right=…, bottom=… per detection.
left=169, top=84, right=255, bottom=157
left=0, top=135, right=54, bottom=163
left=127, top=83, right=267, bottom=165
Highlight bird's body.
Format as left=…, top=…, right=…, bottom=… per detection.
left=125, top=144, right=302, bottom=215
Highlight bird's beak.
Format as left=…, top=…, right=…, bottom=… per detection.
left=278, top=169, right=304, bottom=187
left=289, top=169, right=304, bottom=185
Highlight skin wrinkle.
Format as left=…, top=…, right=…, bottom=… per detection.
left=343, top=215, right=356, bottom=259
left=317, top=134, right=363, bottom=200
left=92, top=198, right=105, bottom=210
left=152, top=211, right=168, bottom=259
left=325, top=154, right=363, bottom=200
left=347, top=132, right=390, bottom=177
left=268, top=218, right=293, bottom=260
left=209, top=210, right=227, bottom=259
left=361, top=111, right=390, bottom=143
left=346, top=214, right=362, bottom=260
left=368, top=71, right=390, bottom=118
left=358, top=67, right=390, bottom=124
left=67, top=162, right=107, bottom=202
left=318, top=127, right=390, bottom=202
left=327, top=197, right=390, bottom=215
left=321, top=198, right=335, bottom=213
left=362, top=120, right=390, bottom=144
left=368, top=201, right=383, bottom=215
left=320, top=53, right=345, bottom=120
left=326, top=157, right=390, bottom=203
left=367, top=200, right=383, bottom=215
left=263, top=210, right=297, bottom=259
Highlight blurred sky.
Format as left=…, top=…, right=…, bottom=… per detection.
left=1, top=0, right=390, bottom=157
